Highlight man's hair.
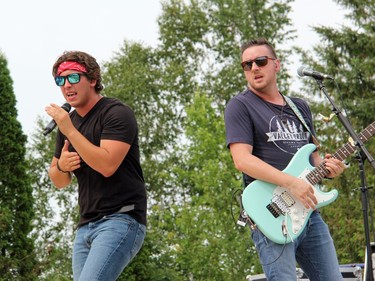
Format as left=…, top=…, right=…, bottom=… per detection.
left=240, top=38, right=277, bottom=59
left=52, top=51, right=104, bottom=93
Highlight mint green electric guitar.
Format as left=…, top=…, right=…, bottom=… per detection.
left=242, top=121, right=375, bottom=244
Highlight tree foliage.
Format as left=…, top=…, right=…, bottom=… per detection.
left=21, top=0, right=375, bottom=279
left=297, top=0, right=375, bottom=264
left=0, top=52, right=36, bottom=280
left=158, top=0, right=296, bottom=105
left=102, top=0, right=297, bottom=279
left=26, top=119, right=77, bottom=280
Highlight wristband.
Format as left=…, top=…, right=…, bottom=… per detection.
left=56, top=160, right=69, bottom=173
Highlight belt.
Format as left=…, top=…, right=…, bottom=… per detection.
left=116, top=204, right=135, bottom=213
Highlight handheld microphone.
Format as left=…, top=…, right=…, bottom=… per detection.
left=297, top=66, right=334, bottom=80
left=43, top=103, right=71, bottom=136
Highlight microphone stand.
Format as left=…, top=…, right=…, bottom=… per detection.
left=315, top=78, right=375, bottom=281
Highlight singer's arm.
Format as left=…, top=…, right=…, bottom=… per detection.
left=46, top=103, right=132, bottom=178
left=48, top=157, right=73, bottom=189
left=48, top=134, right=130, bottom=186
left=65, top=130, right=130, bottom=177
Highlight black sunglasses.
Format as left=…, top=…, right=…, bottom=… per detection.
left=55, top=73, right=85, bottom=86
left=241, top=56, right=276, bottom=71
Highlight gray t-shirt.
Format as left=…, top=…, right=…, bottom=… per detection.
left=224, top=89, right=316, bottom=185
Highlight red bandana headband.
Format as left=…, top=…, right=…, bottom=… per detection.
left=57, top=61, right=87, bottom=76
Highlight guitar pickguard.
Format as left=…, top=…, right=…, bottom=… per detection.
left=271, top=171, right=309, bottom=236
left=272, top=168, right=336, bottom=235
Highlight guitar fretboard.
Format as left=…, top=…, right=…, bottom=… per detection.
left=306, top=121, right=375, bottom=185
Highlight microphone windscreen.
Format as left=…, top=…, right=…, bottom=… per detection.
left=297, top=66, right=306, bottom=77
left=61, top=103, right=71, bottom=112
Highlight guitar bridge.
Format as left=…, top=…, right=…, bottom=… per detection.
left=267, top=191, right=296, bottom=218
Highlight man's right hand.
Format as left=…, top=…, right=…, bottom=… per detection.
left=286, top=177, right=317, bottom=210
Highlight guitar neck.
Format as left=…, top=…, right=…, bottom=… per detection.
left=306, top=121, right=375, bottom=185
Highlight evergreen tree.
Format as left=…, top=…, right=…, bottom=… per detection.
left=27, top=118, right=76, bottom=280
left=0, top=52, right=36, bottom=280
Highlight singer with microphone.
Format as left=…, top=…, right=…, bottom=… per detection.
left=45, top=51, right=147, bottom=281
left=224, top=38, right=345, bottom=280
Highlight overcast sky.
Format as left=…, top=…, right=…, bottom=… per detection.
left=0, top=0, right=348, bottom=137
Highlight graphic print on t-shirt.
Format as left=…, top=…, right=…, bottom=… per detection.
left=266, top=115, right=310, bottom=155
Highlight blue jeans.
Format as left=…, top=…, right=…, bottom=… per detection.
left=72, top=213, right=146, bottom=281
left=251, top=211, right=343, bottom=281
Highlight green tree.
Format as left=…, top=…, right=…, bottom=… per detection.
left=26, top=0, right=320, bottom=278
left=297, top=0, right=375, bottom=264
left=27, top=118, right=77, bottom=280
left=158, top=0, right=296, bottom=106
left=152, top=0, right=297, bottom=278
left=0, top=52, right=36, bottom=280
left=170, top=91, right=256, bottom=279
left=107, top=0, right=297, bottom=279
left=103, top=41, right=188, bottom=281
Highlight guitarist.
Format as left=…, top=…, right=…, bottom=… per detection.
left=224, top=38, right=346, bottom=280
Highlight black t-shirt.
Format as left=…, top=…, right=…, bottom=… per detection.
left=224, top=89, right=316, bottom=186
left=54, top=97, right=147, bottom=226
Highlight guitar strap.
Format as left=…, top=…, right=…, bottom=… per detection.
left=284, top=96, right=321, bottom=149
